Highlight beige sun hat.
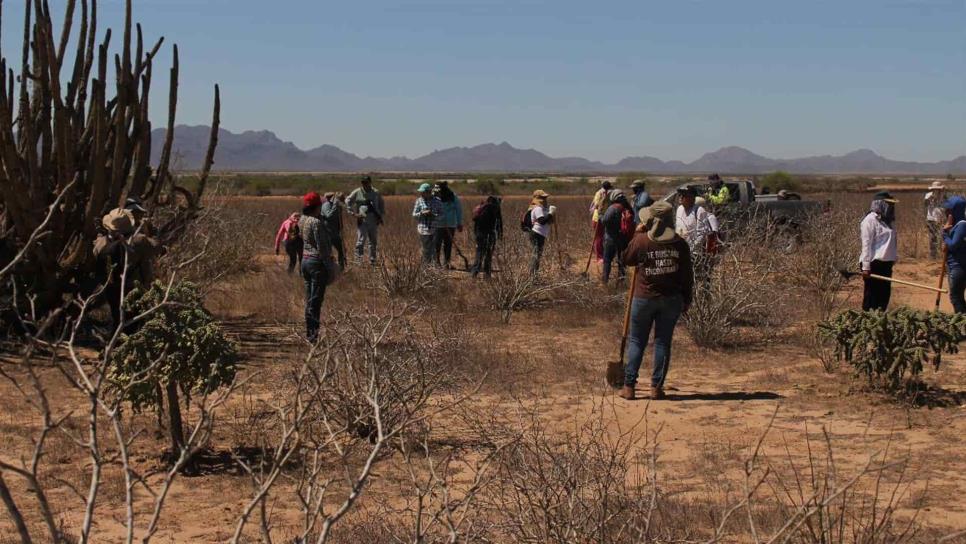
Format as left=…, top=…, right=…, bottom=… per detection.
left=929, top=181, right=946, bottom=190
left=637, top=201, right=676, bottom=243
left=102, top=208, right=135, bottom=235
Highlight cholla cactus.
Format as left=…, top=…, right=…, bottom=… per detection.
left=818, top=308, right=966, bottom=394
left=109, top=281, right=237, bottom=455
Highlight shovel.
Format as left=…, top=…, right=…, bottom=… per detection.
left=607, top=264, right=638, bottom=388
left=838, top=269, right=948, bottom=294
left=935, top=244, right=948, bottom=311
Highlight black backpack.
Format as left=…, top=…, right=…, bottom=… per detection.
left=520, top=207, right=533, bottom=232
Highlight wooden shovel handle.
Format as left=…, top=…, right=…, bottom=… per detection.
left=618, top=264, right=639, bottom=362
left=868, top=273, right=948, bottom=294
left=935, top=244, right=948, bottom=310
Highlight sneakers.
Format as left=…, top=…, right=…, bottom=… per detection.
left=617, top=385, right=635, bottom=400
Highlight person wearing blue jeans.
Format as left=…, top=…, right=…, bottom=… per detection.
left=301, top=256, right=329, bottom=342
left=600, top=189, right=630, bottom=284
left=618, top=201, right=694, bottom=401
left=624, top=295, right=684, bottom=395
left=942, top=196, right=966, bottom=314
left=298, top=191, right=337, bottom=342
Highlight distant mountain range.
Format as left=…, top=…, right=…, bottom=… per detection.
left=151, top=125, right=966, bottom=174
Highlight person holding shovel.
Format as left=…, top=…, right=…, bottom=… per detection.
left=859, top=191, right=898, bottom=311
left=942, top=196, right=966, bottom=313
left=600, top=189, right=633, bottom=284
left=590, top=180, right=612, bottom=262
left=618, top=201, right=693, bottom=401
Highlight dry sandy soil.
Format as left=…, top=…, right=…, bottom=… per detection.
left=2, top=194, right=965, bottom=542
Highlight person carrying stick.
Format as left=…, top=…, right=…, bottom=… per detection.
left=859, top=191, right=898, bottom=311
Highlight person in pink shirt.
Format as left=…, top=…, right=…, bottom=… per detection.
left=274, top=212, right=303, bottom=274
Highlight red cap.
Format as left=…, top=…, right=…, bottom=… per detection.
left=302, top=191, right=322, bottom=208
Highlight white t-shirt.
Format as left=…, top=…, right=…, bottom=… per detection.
left=531, top=206, right=551, bottom=238
left=925, top=191, right=945, bottom=223
left=675, top=204, right=708, bottom=248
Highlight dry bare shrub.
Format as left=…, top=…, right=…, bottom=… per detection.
left=482, top=403, right=659, bottom=543
left=371, top=249, right=444, bottom=298
left=156, top=187, right=262, bottom=288
left=783, top=208, right=859, bottom=320
left=757, top=430, right=925, bottom=544
left=684, top=233, right=792, bottom=349
left=480, top=233, right=583, bottom=323
left=227, top=303, right=479, bottom=542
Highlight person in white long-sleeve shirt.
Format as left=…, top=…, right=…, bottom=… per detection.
left=859, top=191, right=898, bottom=311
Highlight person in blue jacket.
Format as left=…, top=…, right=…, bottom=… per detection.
left=942, top=196, right=966, bottom=313
left=433, top=182, right=463, bottom=269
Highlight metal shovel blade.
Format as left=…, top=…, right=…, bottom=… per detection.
left=606, top=361, right=624, bottom=389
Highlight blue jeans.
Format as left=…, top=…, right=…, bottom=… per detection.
left=949, top=266, right=966, bottom=314
left=602, top=237, right=626, bottom=284
left=302, top=257, right=329, bottom=341
left=623, top=295, right=683, bottom=388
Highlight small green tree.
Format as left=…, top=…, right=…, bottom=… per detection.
left=109, top=281, right=238, bottom=457
left=760, top=170, right=800, bottom=193
left=818, top=308, right=966, bottom=395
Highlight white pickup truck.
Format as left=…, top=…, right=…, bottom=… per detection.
left=663, top=180, right=824, bottom=223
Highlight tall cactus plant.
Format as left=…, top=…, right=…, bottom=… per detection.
left=0, top=0, right=220, bottom=318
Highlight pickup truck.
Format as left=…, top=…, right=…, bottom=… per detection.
left=662, top=180, right=824, bottom=224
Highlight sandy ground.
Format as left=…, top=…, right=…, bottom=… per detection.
left=2, top=250, right=964, bottom=542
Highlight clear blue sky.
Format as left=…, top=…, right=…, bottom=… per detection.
left=2, top=0, right=965, bottom=162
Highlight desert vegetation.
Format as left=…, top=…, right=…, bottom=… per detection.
left=2, top=185, right=966, bottom=542
left=1, top=3, right=964, bottom=543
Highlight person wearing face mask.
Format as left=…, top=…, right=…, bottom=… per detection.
left=859, top=191, right=898, bottom=311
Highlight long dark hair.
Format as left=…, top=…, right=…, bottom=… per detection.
left=437, top=183, right=455, bottom=203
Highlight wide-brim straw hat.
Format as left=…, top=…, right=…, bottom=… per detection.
left=102, top=208, right=135, bottom=235
left=873, top=190, right=898, bottom=204
left=638, top=201, right=676, bottom=243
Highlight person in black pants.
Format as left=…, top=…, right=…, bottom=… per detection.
left=471, top=196, right=503, bottom=278
left=859, top=192, right=898, bottom=311
left=863, top=260, right=894, bottom=311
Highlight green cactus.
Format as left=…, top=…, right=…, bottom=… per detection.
left=818, top=308, right=966, bottom=395
left=108, top=281, right=237, bottom=455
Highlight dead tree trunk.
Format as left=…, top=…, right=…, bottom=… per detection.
left=0, top=0, right=220, bottom=320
